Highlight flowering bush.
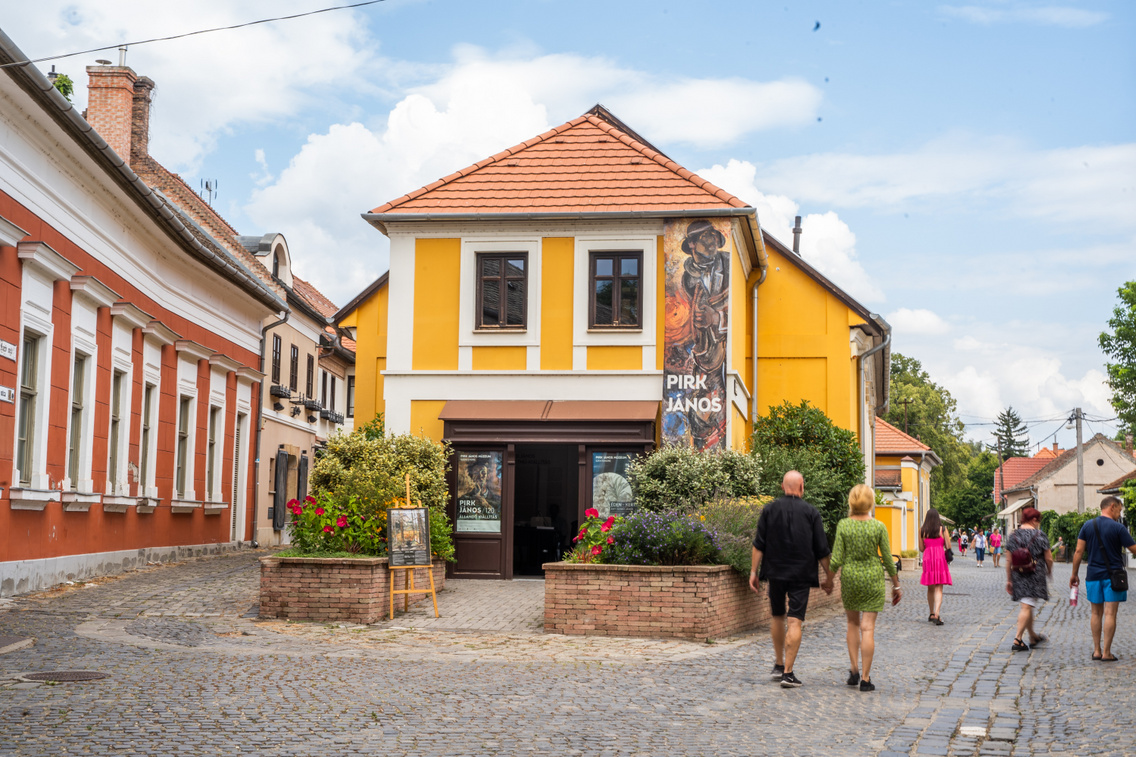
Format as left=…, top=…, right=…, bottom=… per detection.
left=286, top=493, right=387, bottom=555
left=599, top=510, right=722, bottom=567
left=697, top=495, right=768, bottom=573
left=563, top=508, right=618, bottom=563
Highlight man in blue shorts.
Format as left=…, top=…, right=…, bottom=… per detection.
left=1070, top=496, right=1136, bottom=662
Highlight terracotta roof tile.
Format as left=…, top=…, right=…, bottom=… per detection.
left=875, top=417, right=932, bottom=454
left=875, top=469, right=902, bottom=488
left=1099, top=467, right=1136, bottom=493
left=369, top=113, right=749, bottom=216
left=992, top=457, right=1052, bottom=502
left=292, top=275, right=340, bottom=320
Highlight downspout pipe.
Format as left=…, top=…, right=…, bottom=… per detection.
left=858, top=316, right=892, bottom=485
left=750, top=266, right=767, bottom=429
left=251, top=310, right=289, bottom=546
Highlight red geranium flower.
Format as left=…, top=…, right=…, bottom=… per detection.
left=322, top=525, right=333, bottom=533
left=304, top=495, right=317, bottom=504
left=607, top=537, right=614, bottom=545
left=591, top=545, right=603, bottom=556
left=287, top=499, right=299, bottom=507
left=336, top=516, right=348, bottom=528
left=584, top=508, right=599, bottom=519
left=315, top=507, right=325, bottom=516
left=600, top=516, right=616, bottom=533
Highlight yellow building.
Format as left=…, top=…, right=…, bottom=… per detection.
left=336, top=106, right=890, bottom=578
left=874, top=417, right=941, bottom=555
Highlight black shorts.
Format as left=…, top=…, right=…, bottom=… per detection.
left=768, top=581, right=811, bottom=621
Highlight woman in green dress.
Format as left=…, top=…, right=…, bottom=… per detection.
left=829, top=484, right=901, bottom=692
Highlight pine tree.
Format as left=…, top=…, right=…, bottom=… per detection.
left=993, top=407, right=1029, bottom=458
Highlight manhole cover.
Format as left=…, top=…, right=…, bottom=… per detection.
left=21, top=671, right=108, bottom=682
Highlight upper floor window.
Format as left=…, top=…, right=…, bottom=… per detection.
left=271, top=334, right=282, bottom=384
left=140, top=383, right=155, bottom=492
left=108, top=370, right=125, bottom=492
left=306, top=354, right=314, bottom=398
left=590, top=251, right=641, bottom=329
left=176, top=396, right=192, bottom=498
left=16, top=334, right=41, bottom=487
left=206, top=406, right=220, bottom=502
left=346, top=376, right=355, bottom=418
left=476, top=253, right=527, bottom=329
left=289, top=345, right=299, bottom=392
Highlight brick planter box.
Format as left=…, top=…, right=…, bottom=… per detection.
left=543, top=562, right=841, bottom=640
left=259, top=555, right=446, bottom=624
left=900, top=557, right=918, bottom=572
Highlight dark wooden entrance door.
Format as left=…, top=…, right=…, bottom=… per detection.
left=448, top=445, right=512, bottom=578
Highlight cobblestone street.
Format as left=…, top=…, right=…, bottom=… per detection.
left=1, top=551, right=1133, bottom=756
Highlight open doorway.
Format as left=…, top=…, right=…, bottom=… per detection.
left=513, top=444, right=578, bottom=576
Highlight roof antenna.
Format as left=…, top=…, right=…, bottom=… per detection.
left=118, top=45, right=128, bottom=67
left=200, top=179, right=218, bottom=206
left=792, top=215, right=803, bottom=254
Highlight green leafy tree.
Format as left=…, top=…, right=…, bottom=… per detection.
left=883, top=353, right=971, bottom=501
left=52, top=73, right=74, bottom=101
left=750, top=400, right=864, bottom=539
left=993, top=406, right=1030, bottom=457
left=1100, top=281, right=1136, bottom=433
left=938, top=450, right=999, bottom=529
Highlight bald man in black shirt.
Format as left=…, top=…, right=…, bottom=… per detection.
left=750, top=470, right=834, bottom=688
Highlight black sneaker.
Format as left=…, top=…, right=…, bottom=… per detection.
left=846, top=671, right=861, bottom=686
left=770, top=664, right=785, bottom=679
left=859, top=678, right=875, bottom=692
left=780, top=672, right=803, bottom=688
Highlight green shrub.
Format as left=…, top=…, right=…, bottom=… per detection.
left=697, top=495, right=768, bottom=573
left=900, top=549, right=919, bottom=559
left=599, top=510, right=722, bottom=566
left=754, top=444, right=848, bottom=541
left=305, top=428, right=455, bottom=562
left=627, top=445, right=761, bottom=512
left=1044, top=509, right=1099, bottom=553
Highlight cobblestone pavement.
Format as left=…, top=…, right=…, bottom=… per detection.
left=1, top=551, right=1133, bottom=756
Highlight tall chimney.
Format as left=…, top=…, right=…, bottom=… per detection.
left=85, top=63, right=138, bottom=164
left=792, top=215, right=803, bottom=254
left=131, top=77, right=155, bottom=166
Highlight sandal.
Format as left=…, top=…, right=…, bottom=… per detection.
left=1012, top=638, right=1030, bottom=651
left=1092, top=653, right=1103, bottom=661
left=933, top=615, right=944, bottom=626
left=1102, top=655, right=1120, bottom=662
left=1030, top=634, right=1048, bottom=646
left=928, top=614, right=936, bottom=623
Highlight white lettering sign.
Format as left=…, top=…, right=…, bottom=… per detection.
left=0, top=340, right=15, bottom=361
left=0, top=386, right=13, bottom=403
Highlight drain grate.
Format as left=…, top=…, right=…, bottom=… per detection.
left=22, top=671, right=108, bottom=682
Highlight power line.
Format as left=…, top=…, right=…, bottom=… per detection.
left=0, top=0, right=387, bottom=70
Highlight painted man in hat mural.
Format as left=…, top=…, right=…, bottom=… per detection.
left=680, top=219, right=729, bottom=447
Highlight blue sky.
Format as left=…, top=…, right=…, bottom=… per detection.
left=6, top=0, right=1133, bottom=449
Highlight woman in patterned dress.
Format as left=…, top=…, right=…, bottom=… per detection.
left=829, top=484, right=901, bottom=692
left=920, top=509, right=952, bottom=625
left=1005, top=507, right=1054, bottom=651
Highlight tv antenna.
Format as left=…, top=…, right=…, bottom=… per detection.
left=200, top=179, right=219, bottom=206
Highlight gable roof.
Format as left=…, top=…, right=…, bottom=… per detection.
left=368, top=108, right=748, bottom=218
left=1098, top=467, right=1136, bottom=494
left=875, top=417, right=942, bottom=465
left=1001, top=433, right=1135, bottom=496
left=993, top=457, right=1051, bottom=502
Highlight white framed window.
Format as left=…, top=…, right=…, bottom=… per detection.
left=458, top=237, right=542, bottom=346
left=572, top=233, right=657, bottom=348
left=175, top=395, right=194, bottom=499
left=15, top=332, right=44, bottom=488
left=66, top=353, right=91, bottom=491
left=139, top=383, right=156, bottom=496
left=206, top=405, right=221, bottom=502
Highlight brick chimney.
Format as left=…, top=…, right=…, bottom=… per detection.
left=85, top=64, right=137, bottom=163
left=85, top=65, right=155, bottom=168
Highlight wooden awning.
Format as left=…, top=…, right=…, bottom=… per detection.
left=439, top=400, right=659, bottom=422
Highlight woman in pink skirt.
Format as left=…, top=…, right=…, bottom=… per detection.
left=920, top=509, right=952, bottom=625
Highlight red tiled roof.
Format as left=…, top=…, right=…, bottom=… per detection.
left=993, top=457, right=1051, bottom=502
left=875, top=417, right=931, bottom=454
left=369, top=112, right=749, bottom=216
left=1033, top=446, right=1064, bottom=459
left=1099, top=467, right=1136, bottom=493
left=292, top=275, right=339, bottom=319
left=875, top=469, right=902, bottom=489
left=1003, top=433, right=1133, bottom=499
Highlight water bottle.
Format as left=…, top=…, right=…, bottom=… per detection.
left=1069, top=585, right=1078, bottom=607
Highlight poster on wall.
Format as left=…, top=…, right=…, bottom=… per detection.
left=455, top=450, right=503, bottom=533
left=387, top=507, right=431, bottom=567
left=591, top=452, right=636, bottom=518
left=662, top=218, right=730, bottom=450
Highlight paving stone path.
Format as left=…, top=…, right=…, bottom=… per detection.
left=0, top=550, right=1132, bottom=755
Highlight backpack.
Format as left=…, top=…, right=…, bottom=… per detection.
left=1010, top=530, right=1040, bottom=575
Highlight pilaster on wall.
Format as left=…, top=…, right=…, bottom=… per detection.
left=47, top=279, right=72, bottom=488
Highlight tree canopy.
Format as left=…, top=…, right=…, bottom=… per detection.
left=993, top=406, right=1030, bottom=457
left=1100, top=281, right=1136, bottom=433
left=938, top=450, right=999, bottom=529
left=883, top=353, right=971, bottom=500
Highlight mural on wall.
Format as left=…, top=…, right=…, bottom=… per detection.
left=662, top=218, right=730, bottom=450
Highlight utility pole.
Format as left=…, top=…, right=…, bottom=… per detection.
left=899, top=397, right=913, bottom=435
left=1074, top=407, right=1085, bottom=514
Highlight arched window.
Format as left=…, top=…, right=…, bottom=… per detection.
left=272, top=252, right=280, bottom=278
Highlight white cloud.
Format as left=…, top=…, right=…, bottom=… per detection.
left=753, top=139, right=1136, bottom=234
left=939, top=4, right=1109, bottom=27
left=696, top=159, right=884, bottom=304
left=5, top=1, right=377, bottom=169
left=887, top=308, right=951, bottom=336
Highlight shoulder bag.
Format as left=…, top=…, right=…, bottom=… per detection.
left=942, top=529, right=954, bottom=563
left=1010, top=529, right=1040, bottom=575
left=1093, top=517, right=1129, bottom=593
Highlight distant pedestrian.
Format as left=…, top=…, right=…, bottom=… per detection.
left=1005, top=507, right=1053, bottom=651
left=959, top=531, right=968, bottom=557
left=919, top=508, right=952, bottom=625
left=750, top=470, right=834, bottom=689
left=990, top=529, right=1003, bottom=568
left=1054, top=536, right=1066, bottom=562
left=829, top=484, right=901, bottom=692
left=974, top=531, right=987, bottom=567
left=1069, top=496, right=1136, bottom=662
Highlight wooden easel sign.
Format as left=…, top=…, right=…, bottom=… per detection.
left=388, top=474, right=439, bottom=619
